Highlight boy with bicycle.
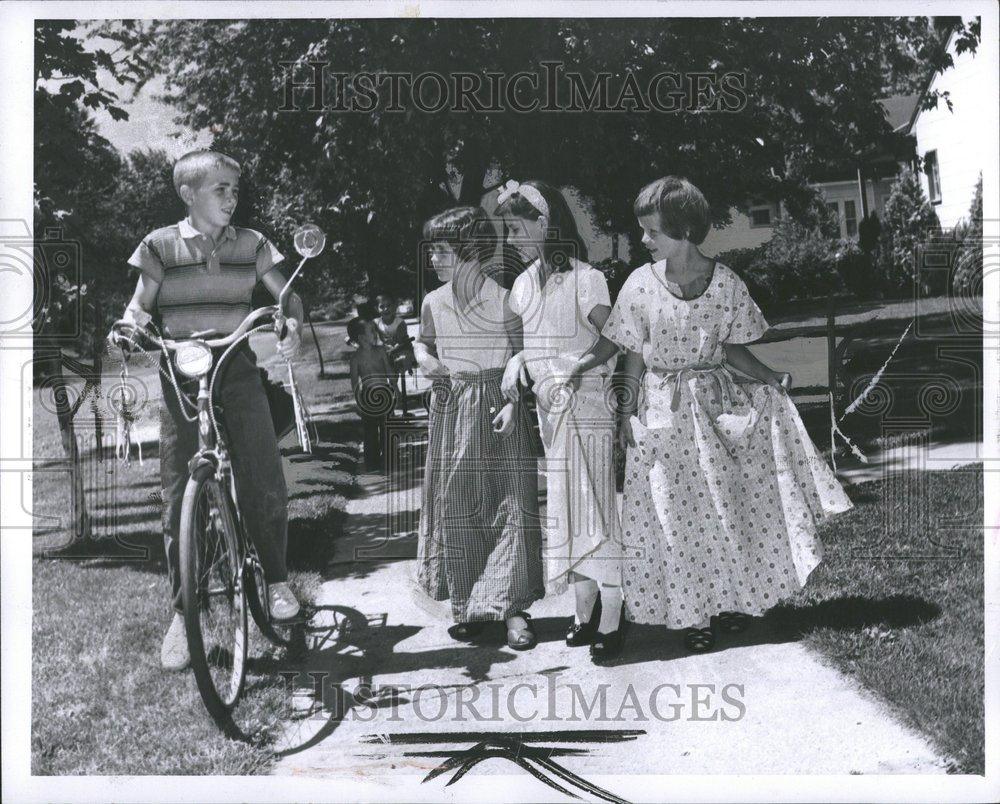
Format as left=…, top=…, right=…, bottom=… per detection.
left=111, top=150, right=303, bottom=671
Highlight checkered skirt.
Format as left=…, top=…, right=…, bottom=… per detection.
left=416, top=368, right=545, bottom=622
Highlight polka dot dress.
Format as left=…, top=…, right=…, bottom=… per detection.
left=602, top=262, right=853, bottom=628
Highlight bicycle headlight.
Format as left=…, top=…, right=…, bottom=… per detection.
left=174, top=341, right=213, bottom=378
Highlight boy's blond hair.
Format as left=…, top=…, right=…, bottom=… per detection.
left=172, top=150, right=242, bottom=196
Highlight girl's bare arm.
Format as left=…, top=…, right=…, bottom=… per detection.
left=723, top=343, right=784, bottom=387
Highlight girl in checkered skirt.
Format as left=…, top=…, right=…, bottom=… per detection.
left=412, top=206, right=545, bottom=651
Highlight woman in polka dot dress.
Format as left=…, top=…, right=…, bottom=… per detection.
left=568, top=176, right=853, bottom=652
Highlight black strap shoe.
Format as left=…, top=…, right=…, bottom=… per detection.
left=589, top=623, right=625, bottom=664
left=565, top=593, right=602, bottom=647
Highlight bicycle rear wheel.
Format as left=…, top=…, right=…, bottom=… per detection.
left=179, top=469, right=248, bottom=727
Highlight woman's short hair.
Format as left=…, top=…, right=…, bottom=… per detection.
left=172, top=150, right=242, bottom=195
left=495, top=180, right=588, bottom=273
left=633, top=176, right=711, bottom=245
left=422, top=206, right=498, bottom=267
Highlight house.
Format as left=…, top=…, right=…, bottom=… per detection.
left=906, top=25, right=992, bottom=229
left=704, top=20, right=988, bottom=254
left=701, top=91, right=916, bottom=257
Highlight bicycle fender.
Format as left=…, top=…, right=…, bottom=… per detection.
left=187, top=453, right=218, bottom=479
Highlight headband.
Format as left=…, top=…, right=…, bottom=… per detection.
left=496, top=179, right=550, bottom=219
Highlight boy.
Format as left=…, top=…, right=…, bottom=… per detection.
left=112, top=150, right=304, bottom=671
left=373, top=292, right=416, bottom=418
left=347, top=317, right=394, bottom=472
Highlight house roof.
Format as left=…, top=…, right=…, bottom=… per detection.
left=902, top=24, right=965, bottom=133
left=878, top=93, right=920, bottom=133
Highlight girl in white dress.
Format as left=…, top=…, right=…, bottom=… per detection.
left=569, top=177, right=852, bottom=653
left=497, top=180, right=625, bottom=662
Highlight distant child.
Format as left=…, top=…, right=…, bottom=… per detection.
left=348, top=317, right=394, bottom=472
left=374, top=292, right=417, bottom=418
left=344, top=301, right=377, bottom=347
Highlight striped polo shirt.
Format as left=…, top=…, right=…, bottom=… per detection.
left=127, top=217, right=284, bottom=338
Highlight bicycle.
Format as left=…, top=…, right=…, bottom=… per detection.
left=109, top=224, right=326, bottom=732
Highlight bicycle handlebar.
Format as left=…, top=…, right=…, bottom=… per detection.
left=111, top=305, right=280, bottom=352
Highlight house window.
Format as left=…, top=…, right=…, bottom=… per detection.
left=844, top=199, right=858, bottom=237
left=749, top=204, right=774, bottom=228
left=924, top=150, right=942, bottom=204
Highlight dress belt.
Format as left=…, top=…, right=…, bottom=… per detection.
left=645, top=363, right=726, bottom=411
left=446, top=366, right=504, bottom=383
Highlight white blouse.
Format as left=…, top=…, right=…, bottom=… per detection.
left=418, top=275, right=513, bottom=374
left=509, top=257, right=616, bottom=382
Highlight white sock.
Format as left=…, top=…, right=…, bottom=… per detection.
left=598, top=584, right=623, bottom=633
left=574, top=579, right=599, bottom=624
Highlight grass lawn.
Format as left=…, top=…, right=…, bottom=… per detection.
left=787, top=465, right=984, bottom=774
left=31, top=324, right=359, bottom=774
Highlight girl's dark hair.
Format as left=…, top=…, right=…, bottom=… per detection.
left=495, top=180, right=588, bottom=273
left=374, top=291, right=396, bottom=304
left=422, top=206, right=498, bottom=267
left=633, top=176, right=711, bottom=245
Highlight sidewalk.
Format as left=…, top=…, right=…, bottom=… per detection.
left=271, top=427, right=956, bottom=795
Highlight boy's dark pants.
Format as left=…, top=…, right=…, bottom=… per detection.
left=360, top=411, right=387, bottom=470
left=159, top=345, right=288, bottom=613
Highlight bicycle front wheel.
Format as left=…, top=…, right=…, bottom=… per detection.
left=179, top=469, right=248, bottom=726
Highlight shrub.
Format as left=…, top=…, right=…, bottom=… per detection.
left=878, top=166, right=942, bottom=294
left=717, top=216, right=851, bottom=312
left=952, top=174, right=983, bottom=295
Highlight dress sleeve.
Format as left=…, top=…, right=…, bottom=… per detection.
left=255, top=233, right=285, bottom=280
left=578, top=268, right=612, bottom=321
left=508, top=271, right=528, bottom=318
left=601, top=273, right=647, bottom=353
left=723, top=271, right=769, bottom=344
left=417, top=297, right=436, bottom=349
left=127, top=237, right=165, bottom=284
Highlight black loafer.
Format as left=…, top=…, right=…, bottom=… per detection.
left=565, top=594, right=602, bottom=647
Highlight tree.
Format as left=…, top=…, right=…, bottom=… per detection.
left=34, top=20, right=153, bottom=547
left=122, top=17, right=977, bottom=300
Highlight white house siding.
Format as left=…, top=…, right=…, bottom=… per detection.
left=701, top=208, right=775, bottom=257
left=910, top=28, right=991, bottom=229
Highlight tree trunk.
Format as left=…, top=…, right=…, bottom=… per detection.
left=91, top=303, right=105, bottom=460
left=42, top=347, right=92, bottom=545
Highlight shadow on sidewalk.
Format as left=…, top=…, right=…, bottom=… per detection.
left=598, top=593, right=941, bottom=667
left=272, top=603, right=534, bottom=756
